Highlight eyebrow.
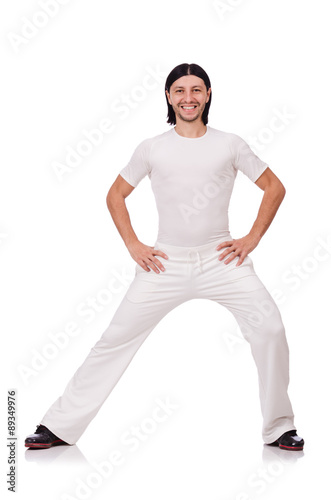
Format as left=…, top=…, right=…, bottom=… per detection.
left=172, top=85, right=203, bottom=89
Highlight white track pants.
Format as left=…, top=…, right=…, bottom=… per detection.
left=41, top=238, right=296, bottom=445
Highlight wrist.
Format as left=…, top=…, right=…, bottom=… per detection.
left=126, top=236, right=139, bottom=249
left=249, top=229, right=263, bottom=243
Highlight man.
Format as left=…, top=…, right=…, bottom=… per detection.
left=25, top=63, right=304, bottom=451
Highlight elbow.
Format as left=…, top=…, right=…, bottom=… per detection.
left=279, top=182, right=286, bottom=200
left=271, top=179, right=286, bottom=201
left=106, top=191, right=111, bottom=208
left=265, top=180, right=285, bottom=195
left=106, top=187, right=115, bottom=210
left=265, top=181, right=286, bottom=203
left=106, top=187, right=123, bottom=211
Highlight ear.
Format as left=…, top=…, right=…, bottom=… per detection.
left=206, top=87, right=211, bottom=103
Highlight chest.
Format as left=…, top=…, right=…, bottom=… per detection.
left=149, top=140, right=235, bottom=188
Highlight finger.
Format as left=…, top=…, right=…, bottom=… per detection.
left=224, top=254, right=236, bottom=265
left=139, top=263, right=151, bottom=272
left=154, top=259, right=165, bottom=272
left=147, top=260, right=161, bottom=274
left=138, top=258, right=154, bottom=272
left=218, top=248, right=235, bottom=260
left=215, top=240, right=233, bottom=250
left=236, top=253, right=247, bottom=267
left=224, top=250, right=240, bottom=265
left=153, top=250, right=169, bottom=260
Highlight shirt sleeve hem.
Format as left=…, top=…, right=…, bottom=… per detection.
left=119, top=172, right=137, bottom=188
left=252, top=163, right=269, bottom=182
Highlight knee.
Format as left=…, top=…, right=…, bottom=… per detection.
left=240, top=302, right=285, bottom=342
left=264, top=317, right=285, bottom=339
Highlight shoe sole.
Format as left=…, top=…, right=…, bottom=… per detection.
left=279, top=444, right=304, bottom=451
left=25, top=440, right=67, bottom=449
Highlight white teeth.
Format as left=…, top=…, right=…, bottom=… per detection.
left=182, top=106, right=196, bottom=109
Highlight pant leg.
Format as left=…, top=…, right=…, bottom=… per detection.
left=197, top=251, right=296, bottom=444
left=41, top=261, right=190, bottom=445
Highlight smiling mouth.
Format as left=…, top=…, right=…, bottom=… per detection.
left=181, top=105, right=197, bottom=110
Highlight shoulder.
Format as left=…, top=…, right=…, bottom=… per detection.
left=134, top=129, right=172, bottom=152
left=207, top=126, right=245, bottom=153
left=207, top=126, right=241, bottom=143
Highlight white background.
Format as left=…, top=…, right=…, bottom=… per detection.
left=1, top=0, right=330, bottom=499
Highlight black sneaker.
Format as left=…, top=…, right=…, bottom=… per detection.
left=268, top=430, right=304, bottom=451
left=25, top=424, right=69, bottom=449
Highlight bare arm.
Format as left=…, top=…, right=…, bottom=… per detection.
left=106, top=175, right=168, bottom=272
left=248, top=167, right=286, bottom=239
left=216, top=167, right=286, bottom=266
left=106, top=174, right=138, bottom=247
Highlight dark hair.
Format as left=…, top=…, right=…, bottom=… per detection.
left=165, top=63, right=212, bottom=125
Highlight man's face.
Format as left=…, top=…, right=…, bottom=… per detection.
left=166, top=74, right=211, bottom=124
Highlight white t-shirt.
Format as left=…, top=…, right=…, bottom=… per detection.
left=119, top=125, right=268, bottom=247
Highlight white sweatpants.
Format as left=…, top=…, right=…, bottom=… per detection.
left=41, top=238, right=296, bottom=445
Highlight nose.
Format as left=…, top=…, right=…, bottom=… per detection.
left=181, top=91, right=196, bottom=103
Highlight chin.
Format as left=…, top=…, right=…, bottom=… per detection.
left=178, top=113, right=200, bottom=122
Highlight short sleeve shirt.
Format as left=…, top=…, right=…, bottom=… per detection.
left=119, top=126, right=268, bottom=246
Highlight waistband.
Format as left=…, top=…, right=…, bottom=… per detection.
left=154, top=236, right=231, bottom=259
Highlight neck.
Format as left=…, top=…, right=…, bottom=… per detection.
left=174, top=120, right=207, bottom=138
